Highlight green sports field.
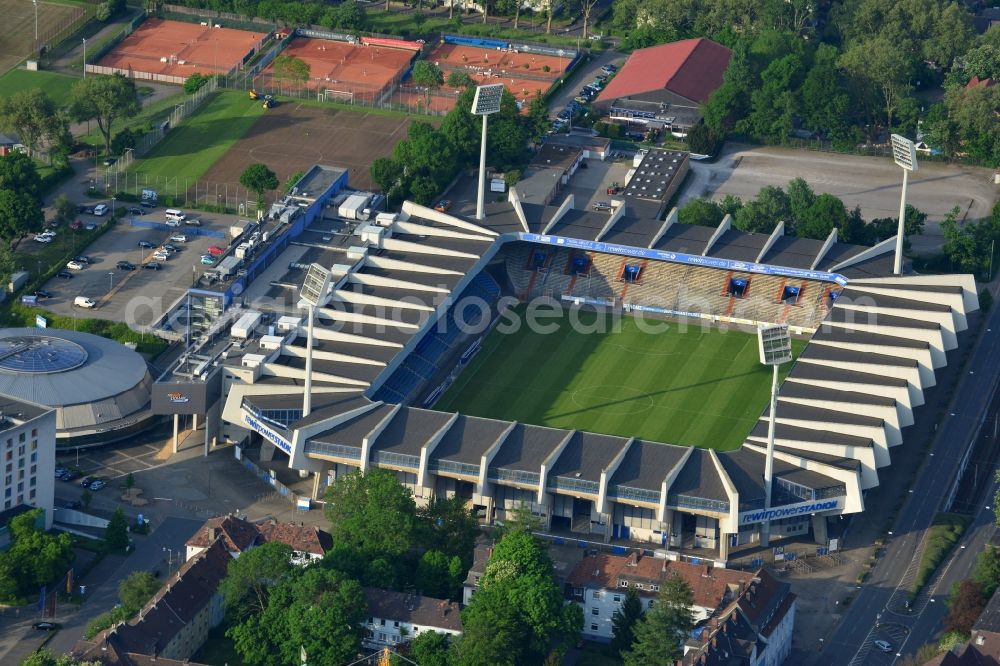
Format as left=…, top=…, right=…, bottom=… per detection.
left=436, top=309, right=805, bottom=451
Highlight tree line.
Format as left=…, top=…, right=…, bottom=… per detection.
left=679, top=177, right=926, bottom=247
left=370, top=82, right=549, bottom=207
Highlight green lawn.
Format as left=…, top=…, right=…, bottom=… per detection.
left=437, top=308, right=804, bottom=450
left=912, top=512, right=971, bottom=596
left=129, top=91, right=264, bottom=182
left=0, top=68, right=78, bottom=98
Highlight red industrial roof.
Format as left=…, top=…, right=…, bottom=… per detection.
left=597, top=38, right=731, bottom=105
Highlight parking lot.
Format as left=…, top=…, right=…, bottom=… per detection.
left=35, top=205, right=254, bottom=328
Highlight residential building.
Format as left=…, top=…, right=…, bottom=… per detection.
left=567, top=551, right=758, bottom=639
left=922, top=584, right=1000, bottom=664
left=185, top=513, right=332, bottom=563
left=72, top=539, right=231, bottom=664
left=594, top=38, right=732, bottom=135
left=463, top=541, right=585, bottom=606
left=363, top=587, right=463, bottom=650
left=0, top=133, right=20, bottom=156
left=0, top=395, right=56, bottom=528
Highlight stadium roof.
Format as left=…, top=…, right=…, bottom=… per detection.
left=596, top=38, right=731, bottom=105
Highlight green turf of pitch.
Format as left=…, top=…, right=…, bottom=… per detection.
left=0, top=68, right=77, bottom=98
left=436, top=309, right=805, bottom=451
left=131, top=91, right=264, bottom=183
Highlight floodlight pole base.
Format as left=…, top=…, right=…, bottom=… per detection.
left=761, top=363, right=779, bottom=548
left=476, top=113, right=489, bottom=221
left=894, top=168, right=908, bottom=275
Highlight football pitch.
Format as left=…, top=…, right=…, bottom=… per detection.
left=436, top=309, right=805, bottom=451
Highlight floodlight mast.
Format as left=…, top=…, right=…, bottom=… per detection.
left=471, top=84, right=504, bottom=221
left=890, top=134, right=918, bottom=276
left=758, top=324, right=793, bottom=548
left=299, top=264, right=333, bottom=418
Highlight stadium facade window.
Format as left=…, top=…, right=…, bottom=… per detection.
left=428, top=459, right=480, bottom=478
left=613, top=504, right=656, bottom=531
left=667, top=493, right=729, bottom=513
left=491, top=468, right=541, bottom=486
left=775, top=477, right=814, bottom=502
left=373, top=451, right=419, bottom=470
left=613, top=485, right=661, bottom=504
left=551, top=476, right=599, bottom=495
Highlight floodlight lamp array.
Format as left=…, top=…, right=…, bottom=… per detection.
left=472, top=83, right=505, bottom=116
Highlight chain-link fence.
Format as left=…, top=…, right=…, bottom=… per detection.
left=101, top=170, right=258, bottom=213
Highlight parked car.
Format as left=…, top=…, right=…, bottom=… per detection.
left=128, top=207, right=143, bottom=215
left=116, top=261, right=136, bottom=271
left=59, top=470, right=79, bottom=481
left=74, top=296, right=96, bottom=308
left=140, top=200, right=157, bottom=209
left=165, top=218, right=181, bottom=228
left=54, top=467, right=66, bottom=477
left=102, top=157, right=116, bottom=166
left=206, top=245, right=225, bottom=256
left=66, top=260, right=85, bottom=270
left=89, top=480, right=107, bottom=491
left=200, top=255, right=216, bottom=265
left=74, top=255, right=93, bottom=264
left=78, top=205, right=95, bottom=215
left=80, top=476, right=96, bottom=487
left=184, top=218, right=201, bottom=226
left=34, top=289, right=51, bottom=299
left=69, top=220, right=82, bottom=230
left=434, top=200, right=452, bottom=213
left=93, top=204, right=109, bottom=216
left=574, top=96, right=590, bottom=105
left=33, top=234, right=52, bottom=243
left=55, top=270, right=73, bottom=279
left=152, top=252, right=169, bottom=262
left=162, top=244, right=180, bottom=253
left=874, top=640, right=893, bottom=653
left=84, top=223, right=97, bottom=231
left=169, top=234, right=187, bottom=243
left=64, top=500, right=82, bottom=510
left=33, top=623, right=58, bottom=631
left=592, top=201, right=612, bottom=211
left=144, top=261, right=162, bottom=271
left=138, top=240, right=154, bottom=248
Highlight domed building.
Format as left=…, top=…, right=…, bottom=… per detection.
left=0, top=328, right=156, bottom=446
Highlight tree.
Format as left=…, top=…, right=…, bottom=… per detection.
left=580, top=0, right=600, bottom=39
left=839, top=37, right=912, bottom=133
left=104, top=506, right=129, bottom=552
left=272, top=54, right=310, bottom=88
left=942, top=206, right=996, bottom=276
left=228, top=566, right=366, bottom=666
left=124, top=472, right=135, bottom=492
left=409, top=630, right=452, bottom=666
left=944, top=579, right=986, bottom=634
left=183, top=73, right=210, bottom=94
left=219, top=541, right=294, bottom=622
left=416, top=550, right=463, bottom=600
left=786, top=177, right=815, bottom=222
left=678, top=198, right=725, bottom=227
left=446, top=71, right=474, bottom=88
left=0, top=189, right=43, bottom=240
left=685, top=123, right=719, bottom=156
left=497, top=500, right=542, bottom=537
left=525, top=91, right=551, bottom=143
left=976, top=545, right=1000, bottom=598
left=118, top=571, right=159, bottom=612
left=0, top=151, right=42, bottom=203
left=239, top=163, right=279, bottom=210
left=623, top=573, right=696, bottom=666
left=53, top=194, right=76, bottom=225
left=799, top=44, right=855, bottom=147
left=80, top=488, right=92, bottom=511
left=0, top=89, right=63, bottom=159
left=1, top=510, right=73, bottom=598
left=20, top=649, right=102, bottom=666
left=797, top=193, right=848, bottom=240
left=412, top=61, right=445, bottom=88
left=609, top=587, right=643, bottom=658
left=68, top=74, right=140, bottom=155
left=417, top=495, right=479, bottom=568
left=733, top=185, right=791, bottom=233
left=323, top=468, right=417, bottom=558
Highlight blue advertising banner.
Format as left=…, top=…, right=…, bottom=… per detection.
left=518, top=233, right=849, bottom=286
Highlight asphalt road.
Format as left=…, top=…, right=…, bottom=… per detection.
left=819, top=303, right=1000, bottom=664
left=42, top=516, right=204, bottom=657
left=679, top=144, right=998, bottom=255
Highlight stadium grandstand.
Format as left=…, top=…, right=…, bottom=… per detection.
left=159, top=151, right=978, bottom=565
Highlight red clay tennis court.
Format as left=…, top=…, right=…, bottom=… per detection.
left=257, top=37, right=416, bottom=101
left=427, top=42, right=571, bottom=81
left=93, top=19, right=267, bottom=83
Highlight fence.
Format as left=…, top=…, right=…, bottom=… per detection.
left=160, top=3, right=277, bottom=31
left=241, top=456, right=308, bottom=508
left=105, top=76, right=218, bottom=179
left=102, top=170, right=258, bottom=213
left=85, top=12, right=145, bottom=65
left=34, top=4, right=96, bottom=62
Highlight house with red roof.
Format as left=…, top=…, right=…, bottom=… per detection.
left=185, top=513, right=332, bottom=564
left=594, top=38, right=731, bottom=136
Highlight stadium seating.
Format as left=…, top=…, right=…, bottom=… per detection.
left=501, top=242, right=832, bottom=329
left=373, top=271, right=502, bottom=404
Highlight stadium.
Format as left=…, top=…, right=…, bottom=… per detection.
left=155, top=151, right=977, bottom=565
left=0, top=329, right=155, bottom=446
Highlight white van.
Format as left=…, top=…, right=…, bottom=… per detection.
left=74, top=296, right=96, bottom=308
left=164, top=209, right=186, bottom=223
